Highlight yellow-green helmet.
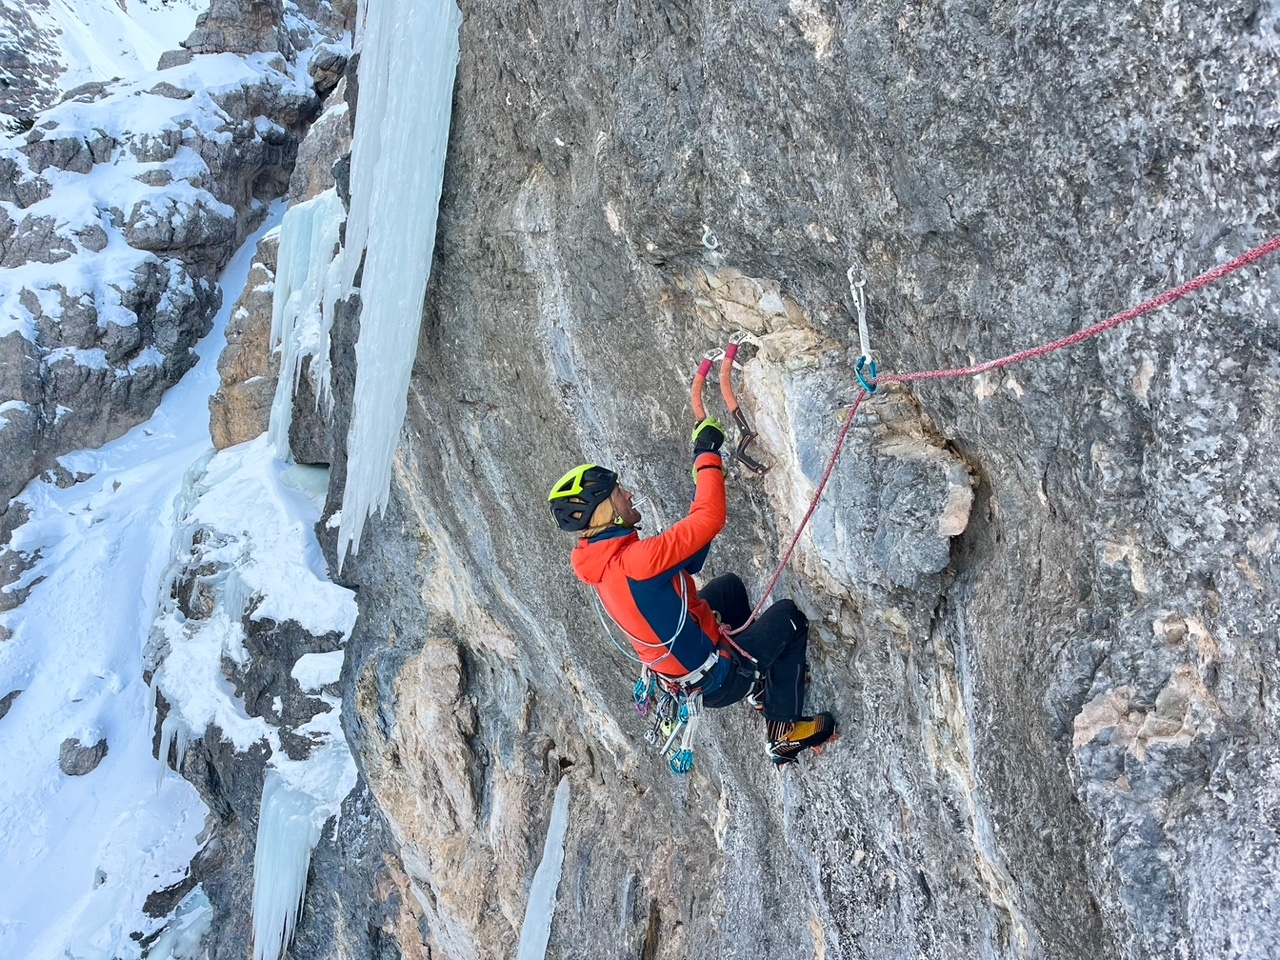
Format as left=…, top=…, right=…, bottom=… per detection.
left=548, top=464, right=617, bottom=532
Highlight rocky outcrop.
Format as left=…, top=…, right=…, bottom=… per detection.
left=0, top=1, right=61, bottom=132
left=210, top=238, right=281, bottom=450
left=296, top=2, right=1280, bottom=960
left=0, top=688, right=20, bottom=721
left=209, top=79, right=351, bottom=454
left=58, top=735, right=108, bottom=776
left=0, top=1, right=343, bottom=536
left=184, top=0, right=290, bottom=58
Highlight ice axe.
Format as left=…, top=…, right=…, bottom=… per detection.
left=689, top=342, right=770, bottom=477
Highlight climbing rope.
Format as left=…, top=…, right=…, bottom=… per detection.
left=728, top=233, right=1280, bottom=633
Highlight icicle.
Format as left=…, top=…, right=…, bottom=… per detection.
left=155, top=706, right=177, bottom=789
left=250, top=771, right=325, bottom=960
left=335, top=0, right=462, bottom=567
left=174, top=721, right=189, bottom=776
left=154, top=681, right=195, bottom=789
left=268, top=188, right=346, bottom=458
left=515, top=777, right=571, bottom=960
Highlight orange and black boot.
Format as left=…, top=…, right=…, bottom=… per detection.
left=765, top=713, right=837, bottom=765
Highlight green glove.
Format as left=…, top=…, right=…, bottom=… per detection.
left=691, top=417, right=725, bottom=456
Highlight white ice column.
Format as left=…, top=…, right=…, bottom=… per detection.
left=336, top=0, right=462, bottom=564
left=267, top=187, right=346, bottom=459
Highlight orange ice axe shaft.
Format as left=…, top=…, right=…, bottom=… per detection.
left=691, top=356, right=713, bottom=423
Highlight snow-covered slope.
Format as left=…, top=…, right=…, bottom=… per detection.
left=0, top=0, right=204, bottom=129
left=0, top=2, right=363, bottom=957
left=0, top=208, right=272, bottom=960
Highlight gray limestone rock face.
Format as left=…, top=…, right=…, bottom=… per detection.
left=306, top=45, right=347, bottom=100
left=157, top=49, right=194, bottom=71
left=22, top=132, right=96, bottom=176
left=1, top=215, right=72, bottom=266
left=210, top=236, right=281, bottom=450
left=123, top=196, right=240, bottom=257
left=0, top=0, right=61, bottom=131
left=58, top=736, right=108, bottom=776
left=288, top=83, right=351, bottom=204
left=0, top=688, right=20, bottom=721
left=184, top=0, right=289, bottom=58
left=284, top=2, right=1280, bottom=960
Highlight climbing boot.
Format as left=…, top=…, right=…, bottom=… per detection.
left=766, top=713, right=837, bottom=766
left=746, top=676, right=765, bottom=712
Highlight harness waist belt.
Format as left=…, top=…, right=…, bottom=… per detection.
left=673, top=648, right=720, bottom=689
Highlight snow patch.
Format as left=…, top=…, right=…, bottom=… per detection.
left=292, top=651, right=344, bottom=692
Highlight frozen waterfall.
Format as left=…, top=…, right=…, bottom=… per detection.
left=336, top=0, right=462, bottom=565
left=267, top=187, right=346, bottom=458
left=515, top=777, right=572, bottom=960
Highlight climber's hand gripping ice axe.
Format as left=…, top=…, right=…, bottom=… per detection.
left=690, top=340, right=771, bottom=476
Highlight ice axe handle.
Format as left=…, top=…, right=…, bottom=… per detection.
left=691, top=357, right=713, bottom=422
left=720, top=343, right=740, bottom=410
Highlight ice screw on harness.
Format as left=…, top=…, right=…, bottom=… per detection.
left=849, top=266, right=877, bottom=394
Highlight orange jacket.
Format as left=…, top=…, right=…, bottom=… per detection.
left=571, top=452, right=727, bottom=677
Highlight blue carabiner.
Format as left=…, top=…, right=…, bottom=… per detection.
left=855, top=355, right=878, bottom=394
left=669, top=749, right=694, bottom=775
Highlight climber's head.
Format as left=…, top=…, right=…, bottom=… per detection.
left=547, top=464, right=640, bottom=534
left=548, top=464, right=618, bottom=532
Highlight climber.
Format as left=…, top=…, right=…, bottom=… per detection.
left=547, top=418, right=836, bottom=765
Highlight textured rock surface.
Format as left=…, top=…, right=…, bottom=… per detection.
left=28, top=1, right=1274, bottom=959
left=299, top=2, right=1280, bottom=960
left=0, top=1, right=61, bottom=131
left=210, top=236, right=281, bottom=450
left=0, top=688, right=21, bottom=721
left=185, top=0, right=290, bottom=58
left=58, top=735, right=108, bottom=776
left=0, top=1, right=342, bottom=535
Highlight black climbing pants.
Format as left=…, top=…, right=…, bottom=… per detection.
left=698, top=574, right=808, bottom=723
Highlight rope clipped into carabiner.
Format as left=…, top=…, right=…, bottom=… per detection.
left=728, top=234, right=1280, bottom=633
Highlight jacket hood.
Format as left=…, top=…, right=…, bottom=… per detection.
left=571, top=527, right=637, bottom=585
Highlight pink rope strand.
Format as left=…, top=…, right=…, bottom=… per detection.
left=730, top=233, right=1280, bottom=633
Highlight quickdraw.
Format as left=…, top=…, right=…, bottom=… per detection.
left=635, top=666, right=706, bottom=775
left=690, top=337, right=771, bottom=476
